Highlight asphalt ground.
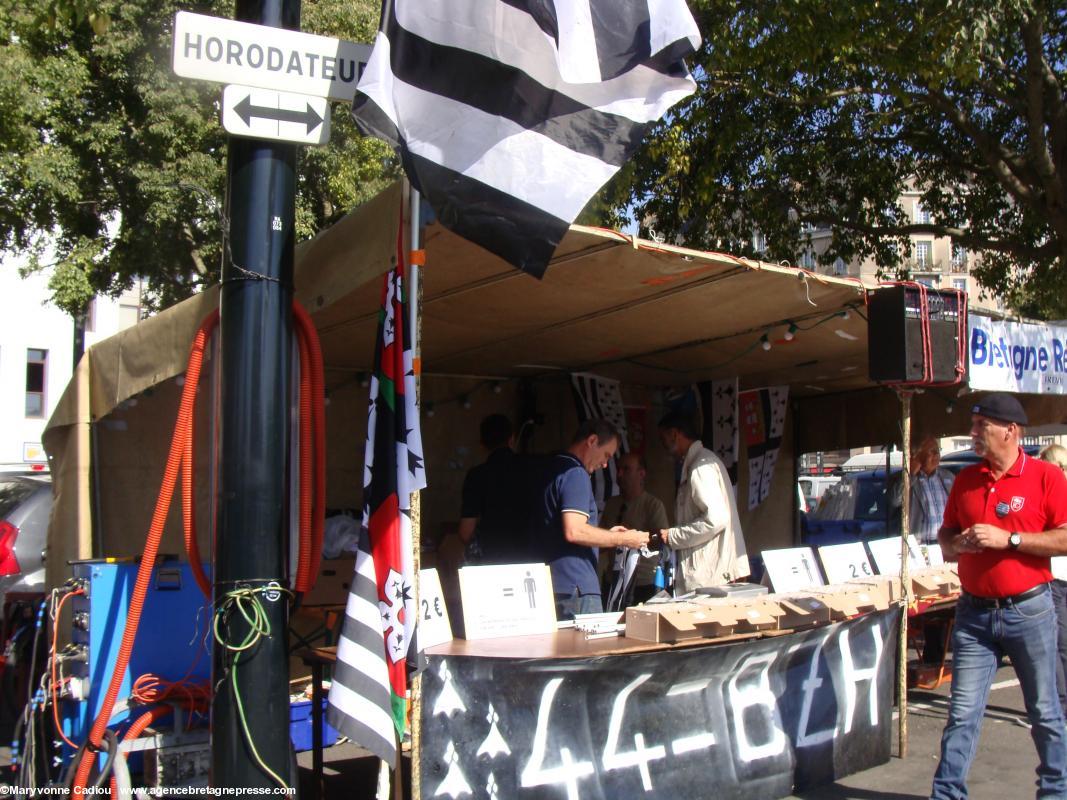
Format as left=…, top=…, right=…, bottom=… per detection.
left=296, top=662, right=1047, bottom=800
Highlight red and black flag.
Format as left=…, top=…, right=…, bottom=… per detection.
left=327, top=221, right=426, bottom=764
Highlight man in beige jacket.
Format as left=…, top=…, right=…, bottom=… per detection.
left=657, top=411, right=749, bottom=593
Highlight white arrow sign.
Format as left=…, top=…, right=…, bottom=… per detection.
left=222, top=85, right=330, bottom=145
left=172, top=11, right=372, bottom=103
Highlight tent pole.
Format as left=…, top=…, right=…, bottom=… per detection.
left=409, top=184, right=424, bottom=800
left=898, top=391, right=912, bottom=757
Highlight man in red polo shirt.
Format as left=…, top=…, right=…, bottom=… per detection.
left=931, top=393, right=1067, bottom=800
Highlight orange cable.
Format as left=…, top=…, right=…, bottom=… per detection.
left=50, top=589, right=83, bottom=749
left=72, top=309, right=217, bottom=793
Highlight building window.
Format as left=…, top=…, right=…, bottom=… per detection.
left=833, top=257, right=847, bottom=275
left=26, top=349, right=47, bottom=418
left=915, top=241, right=933, bottom=267
left=915, top=204, right=932, bottom=224
left=799, top=250, right=816, bottom=269
left=952, top=277, right=967, bottom=292
left=916, top=276, right=938, bottom=289
left=951, top=244, right=968, bottom=269
left=752, top=232, right=767, bottom=253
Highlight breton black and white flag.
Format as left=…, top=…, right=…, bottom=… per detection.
left=354, top=0, right=700, bottom=277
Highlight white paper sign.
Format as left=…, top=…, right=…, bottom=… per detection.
left=817, top=542, right=875, bottom=584
left=760, top=547, right=825, bottom=592
left=969, top=316, right=1067, bottom=395
left=458, top=563, right=557, bottom=640
left=924, top=543, right=945, bottom=567
left=867, top=535, right=925, bottom=576
left=417, top=568, right=453, bottom=648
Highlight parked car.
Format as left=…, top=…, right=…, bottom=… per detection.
left=940, top=444, right=1041, bottom=474
left=798, top=474, right=841, bottom=513
left=801, top=468, right=897, bottom=547
left=0, top=474, right=51, bottom=600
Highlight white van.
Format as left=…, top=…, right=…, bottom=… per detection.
left=798, top=475, right=841, bottom=511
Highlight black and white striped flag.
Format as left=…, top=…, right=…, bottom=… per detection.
left=326, top=529, right=396, bottom=764
left=354, top=0, right=700, bottom=277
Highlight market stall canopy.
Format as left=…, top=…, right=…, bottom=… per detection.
left=299, top=184, right=872, bottom=396
left=48, top=180, right=873, bottom=433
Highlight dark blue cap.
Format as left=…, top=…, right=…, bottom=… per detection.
left=971, top=393, right=1028, bottom=425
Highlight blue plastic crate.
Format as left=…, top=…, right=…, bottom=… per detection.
left=290, top=698, right=339, bottom=752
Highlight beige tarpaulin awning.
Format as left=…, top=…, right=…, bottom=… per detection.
left=41, top=179, right=1067, bottom=583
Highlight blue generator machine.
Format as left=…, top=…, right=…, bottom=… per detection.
left=61, top=559, right=212, bottom=752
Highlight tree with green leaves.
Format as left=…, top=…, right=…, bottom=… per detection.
left=0, top=0, right=395, bottom=318
left=602, top=0, right=1067, bottom=318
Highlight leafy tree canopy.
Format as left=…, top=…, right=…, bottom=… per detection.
left=601, top=0, right=1067, bottom=319
left=0, top=0, right=396, bottom=316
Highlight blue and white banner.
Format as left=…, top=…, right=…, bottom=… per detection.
left=968, top=317, right=1067, bottom=395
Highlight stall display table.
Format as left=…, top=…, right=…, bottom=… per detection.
left=421, top=610, right=899, bottom=800
left=300, top=605, right=900, bottom=800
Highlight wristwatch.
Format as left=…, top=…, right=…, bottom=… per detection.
left=1009, top=532, right=1022, bottom=549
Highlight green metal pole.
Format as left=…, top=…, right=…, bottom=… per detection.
left=212, top=0, right=300, bottom=788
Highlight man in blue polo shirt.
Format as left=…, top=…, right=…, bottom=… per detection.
left=530, top=419, right=650, bottom=619
left=931, top=393, right=1067, bottom=800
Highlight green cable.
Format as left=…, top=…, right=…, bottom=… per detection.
left=213, top=586, right=293, bottom=789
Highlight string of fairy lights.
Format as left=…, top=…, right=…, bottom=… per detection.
left=328, top=303, right=867, bottom=415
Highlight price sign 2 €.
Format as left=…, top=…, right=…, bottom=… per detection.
left=418, top=568, right=454, bottom=649
left=222, top=84, right=330, bottom=145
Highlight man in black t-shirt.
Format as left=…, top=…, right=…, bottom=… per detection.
left=458, top=414, right=522, bottom=564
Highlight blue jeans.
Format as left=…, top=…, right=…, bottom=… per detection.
left=931, top=585, right=1067, bottom=799
left=554, top=589, right=603, bottom=621
left=1052, top=579, right=1067, bottom=718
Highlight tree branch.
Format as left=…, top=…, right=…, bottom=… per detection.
left=917, top=85, right=1043, bottom=214
left=1020, top=14, right=1065, bottom=226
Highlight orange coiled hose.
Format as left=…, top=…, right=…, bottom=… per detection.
left=72, top=309, right=218, bottom=793
left=293, top=302, right=326, bottom=592
left=73, top=303, right=325, bottom=792
left=294, top=322, right=314, bottom=592
left=183, top=312, right=219, bottom=599
left=107, top=705, right=176, bottom=795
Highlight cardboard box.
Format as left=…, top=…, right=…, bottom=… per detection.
left=625, top=596, right=782, bottom=643
left=808, top=581, right=892, bottom=620
left=694, top=596, right=784, bottom=633
left=910, top=567, right=962, bottom=599
left=849, top=575, right=903, bottom=603
left=301, top=557, right=354, bottom=606
left=773, top=595, right=833, bottom=631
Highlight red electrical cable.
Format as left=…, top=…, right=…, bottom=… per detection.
left=294, top=301, right=326, bottom=587
left=294, top=324, right=314, bottom=592
left=51, top=589, right=84, bottom=749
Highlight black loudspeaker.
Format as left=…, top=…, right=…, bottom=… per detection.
left=867, top=286, right=967, bottom=384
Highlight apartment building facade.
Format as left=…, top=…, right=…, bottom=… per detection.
left=0, top=256, right=144, bottom=468
left=782, top=186, right=1002, bottom=314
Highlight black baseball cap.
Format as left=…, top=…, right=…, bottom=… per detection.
left=971, top=393, right=1028, bottom=425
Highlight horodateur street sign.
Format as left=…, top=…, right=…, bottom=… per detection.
left=172, top=11, right=372, bottom=104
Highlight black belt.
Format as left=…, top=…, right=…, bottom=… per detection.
left=962, top=583, right=1049, bottom=609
